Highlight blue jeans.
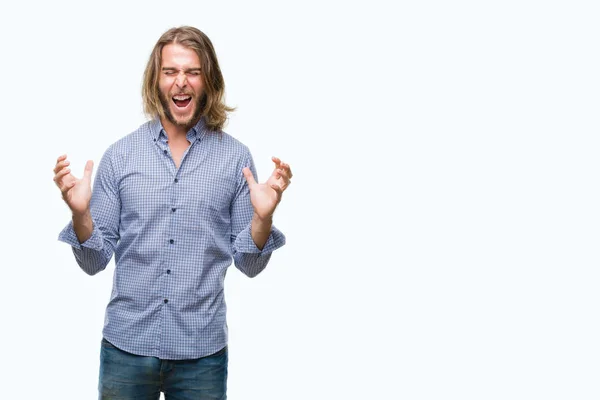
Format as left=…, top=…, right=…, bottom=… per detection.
left=99, top=338, right=227, bottom=399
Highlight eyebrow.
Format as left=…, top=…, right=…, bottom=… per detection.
left=161, top=67, right=202, bottom=72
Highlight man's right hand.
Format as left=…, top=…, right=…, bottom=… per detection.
left=53, top=154, right=94, bottom=216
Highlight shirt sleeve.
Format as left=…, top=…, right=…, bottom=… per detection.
left=57, top=145, right=121, bottom=275
left=230, top=149, right=286, bottom=278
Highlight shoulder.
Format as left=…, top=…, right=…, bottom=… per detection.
left=203, top=129, right=253, bottom=162
left=112, top=121, right=153, bottom=150
left=100, top=121, right=154, bottom=168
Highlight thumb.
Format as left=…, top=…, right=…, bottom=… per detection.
left=242, top=167, right=256, bottom=187
left=83, top=160, right=94, bottom=181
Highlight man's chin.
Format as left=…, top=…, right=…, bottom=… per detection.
left=169, top=109, right=195, bottom=127
left=174, top=116, right=194, bottom=127
left=163, top=103, right=202, bottom=129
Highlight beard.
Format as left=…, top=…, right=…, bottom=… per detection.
left=159, top=90, right=205, bottom=129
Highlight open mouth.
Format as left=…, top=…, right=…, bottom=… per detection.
left=172, top=95, right=192, bottom=108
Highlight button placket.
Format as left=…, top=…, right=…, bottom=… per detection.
left=163, top=157, right=179, bottom=312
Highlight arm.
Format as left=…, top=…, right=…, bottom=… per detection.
left=55, top=147, right=121, bottom=275
left=230, top=152, right=290, bottom=277
left=245, top=155, right=293, bottom=250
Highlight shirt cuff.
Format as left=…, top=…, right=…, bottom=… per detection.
left=233, top=224, right=286, bottom=254
left=57, top=220, right=104, bottom=251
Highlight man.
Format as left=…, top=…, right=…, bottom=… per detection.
left=53, top=26, right=291, bottom=399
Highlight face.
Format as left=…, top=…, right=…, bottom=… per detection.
left=158, top=43, right=205, bottom=128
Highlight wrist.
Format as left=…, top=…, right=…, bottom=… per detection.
left=72, top=209, right=92, bottom=222
left=71, top=209, right=93, bottom=244
left=252, top=213, right=273, bottom=231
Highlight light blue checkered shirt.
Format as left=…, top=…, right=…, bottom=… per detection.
left=58, top=117, right=285, bottom=360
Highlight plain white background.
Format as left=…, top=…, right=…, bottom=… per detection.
left=1, top=0, right=599, bottom=398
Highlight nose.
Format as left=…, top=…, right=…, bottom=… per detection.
left=175, top=72, right=187, bottom=88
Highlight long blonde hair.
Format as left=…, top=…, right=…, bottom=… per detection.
left=142, top=26, right=235, bottom=131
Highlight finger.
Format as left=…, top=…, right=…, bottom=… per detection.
left=242, top=167, right=257, bottom=187
left=282, top=162, right=293, bottom=179
left=276, top=167, right=292, bottom=181
left=275, top=168, right=293, bottom=187
left=278, top=173, right=291, bottom=189
left=273, top=158, right=292, bottom=180
left=270, top=184, right=283, bottom=200
left=83, top=160, right=94, bottom=181
left=277, top=161, right=292, bottom=179
left=270, top=169, right=289, bottom=188
left=53, top=167, right=72, bottom=185
left=60, top=179, right=77, bottom=195
left=271, top=156, right=282, bottom=168
left=53, top=159, right=70, bottom=174
left=56, top=154, right=67, bottom=163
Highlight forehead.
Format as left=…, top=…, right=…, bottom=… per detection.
left=161, top=43, right=201, bottom=67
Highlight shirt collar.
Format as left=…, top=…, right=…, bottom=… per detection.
left=149, top=117, right=209, bottom=143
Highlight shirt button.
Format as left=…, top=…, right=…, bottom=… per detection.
left=167, top=269, right=171, bottom=274
left=164, top=299, right=168, bottom=304
left=169, top=239, right=174, bottom=244
left=174, top=178, right=179, bottom=183
left=163, top=150, right=168, bottom=155
left=171, top=208, right=176, bottom=212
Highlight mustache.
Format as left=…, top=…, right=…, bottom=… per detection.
left=171, top=91, right=194, bottom=97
